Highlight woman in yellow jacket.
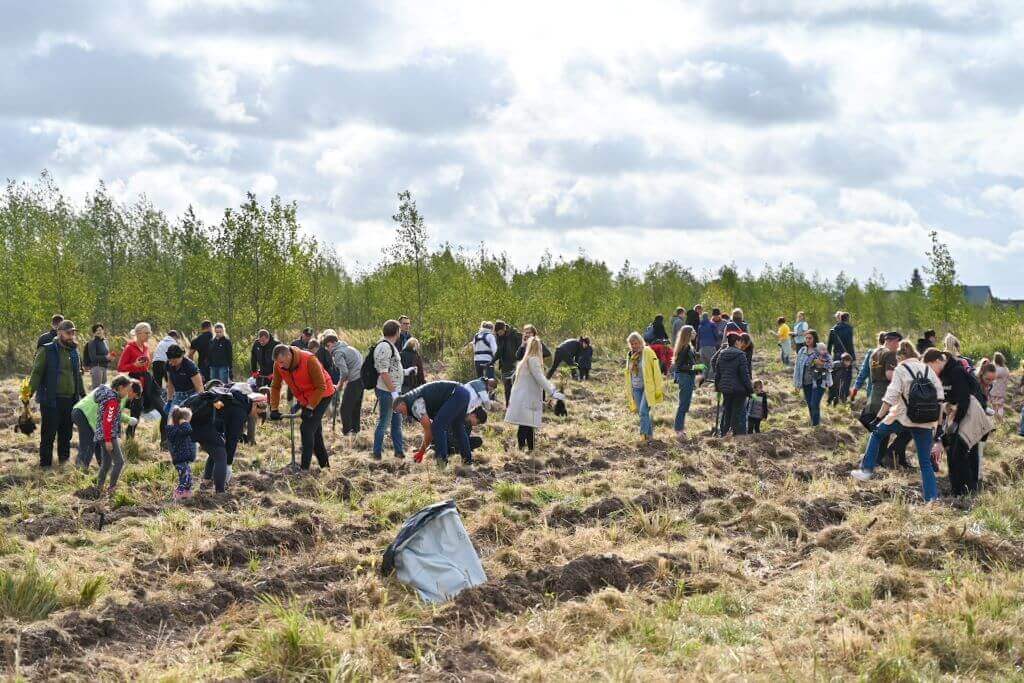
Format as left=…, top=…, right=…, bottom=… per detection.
left=626, top=332, right=664, bottom=440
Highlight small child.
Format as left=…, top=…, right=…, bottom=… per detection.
left=747, top=379, right=769, bottom=433
left=990, top=352, right=1010, bottom=419
left=830, top=353, right=854, bottom=405
left=166, top=407, right=195, bottom=500
left=94, top=376, right=134, bottom=498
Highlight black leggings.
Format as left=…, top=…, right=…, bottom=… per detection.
left=517, top=425, right=535, bottom=451
left=127, top=373, right=166, bottom=443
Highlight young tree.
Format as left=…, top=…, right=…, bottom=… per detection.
left=923, top=231, right=964, bottom=327
left=389, top=190, right=431, bottom=327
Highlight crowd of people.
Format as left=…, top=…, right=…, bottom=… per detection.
left=20, top=305, right=1019, bottom=505
left=630, top=304, right=1016, bottom=503
left=22, top=314, right=572, bottom=499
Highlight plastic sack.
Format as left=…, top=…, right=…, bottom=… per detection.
left=381, top=500, right=486, bottom=604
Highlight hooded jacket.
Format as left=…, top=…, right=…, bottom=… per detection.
left=713, top=346, right=753, bottom=396
left=93, top=384, right=123, bottom=443
left=625, top=346, right=665, bottom=411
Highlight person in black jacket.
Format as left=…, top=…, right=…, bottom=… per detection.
left=249, top=329, right=278, bottom=388
left=938, top=351, right=987, bottom=495
left=916, top=330, right=937, bottom=356
left=36, top=314, right=64, bottom=349
left=576, top=339, right=593, bottom=380
left=494, top=320, right=522, bottom=403
left=189, top=320, right=214, bottom=382
left=208, top=323, right=234, bottom=384
left=684, top=305, right=701, bottom=331
left=547, top=337, right=590, bottom=379
left=82, top=323, right=112, bottom=389
left=515, top=324, right=551, bottom=363
left=712, top=334, right=753, bottom=436
left=291, top=327, right=314, bottom=350
left=826, top=312, right=855, bottom=403
left=183, top=385, right=266, bottom=493
left=672, top=325, right=699, bottom=436
left=393, top=380, right=486, bottom=466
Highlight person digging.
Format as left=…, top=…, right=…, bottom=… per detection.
left=392, top=380, right=487, bottom=467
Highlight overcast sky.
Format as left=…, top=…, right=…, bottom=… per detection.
left=3, top=1, right=1024, bottom=294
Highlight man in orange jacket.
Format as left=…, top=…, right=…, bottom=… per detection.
left=269, top=344, right=336, bottom=470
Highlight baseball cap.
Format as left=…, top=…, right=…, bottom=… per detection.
left=57, top=320, right=77, bottom=332
left=884, top=331, right=903, bottom=341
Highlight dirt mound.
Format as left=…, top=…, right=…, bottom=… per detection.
left=196, top=517, right=330, bottom=566
left=814, top=525, right=858, bottom=551
left=546, top=482, right=705, bottom=527
left=437, top=639, right=507, bottom=682
left=0, top=622, right=80, bottom=666
left=800, top=498, right=846, bottom=532
left=724, top=502, right=801, bottom=539
left=872, top=571, right=921, bottom=601
left=17, top=515, right=79, bottom=540
left=440, top=553, right=680, bottom=625
left=863, top=525, right=1024, bottom=571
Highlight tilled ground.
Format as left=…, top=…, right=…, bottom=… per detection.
left=1, top=359, right=1023, bottom=680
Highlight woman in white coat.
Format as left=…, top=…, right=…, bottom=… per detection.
left=504, top=336, right=566, bottom=451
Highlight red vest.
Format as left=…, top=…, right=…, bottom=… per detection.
left=280, top=349, right=335, bottom=406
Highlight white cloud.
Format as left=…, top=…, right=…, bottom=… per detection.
left=3, top=0, right=1024, bottom=296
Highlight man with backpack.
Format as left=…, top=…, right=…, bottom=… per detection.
left=365, top=320, right=406, bottom=460
left=850, top=348, right=947, bottom=502
left=268, top=343, right=336, bottom=470
left=471, top=321, right=498, bottom=379
left=493, top=320, right=522, bottom=405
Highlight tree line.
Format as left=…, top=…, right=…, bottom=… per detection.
left=2, top=173, right=1020, bottom=370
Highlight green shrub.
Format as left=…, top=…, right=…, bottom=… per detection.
left=0, top=563, right=61, bottom=622
left=74, top=576, right=107, bottom=608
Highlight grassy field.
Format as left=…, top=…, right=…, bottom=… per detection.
left=0, top=351, right=1023, bottom=681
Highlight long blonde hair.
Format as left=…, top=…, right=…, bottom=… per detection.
left=943, top=333, right=961, bottom=356
left=513, top=336, right=543, bottom=385
left=673, top=325, right=695, bottom=361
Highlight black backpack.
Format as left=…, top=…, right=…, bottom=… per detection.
left=360, top=340, right=394, bottom=392
left=903, top=365, right=940, bottom=423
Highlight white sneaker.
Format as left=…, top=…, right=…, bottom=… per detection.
left=850, top=469, right=873, bottom=482
left=225, top=465, right=232, bottom=486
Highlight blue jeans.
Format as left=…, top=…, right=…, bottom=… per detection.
left=802, top=384, right=825, bottom=425
left=432, top=386, right=472, bottom=464
left=674, top=372, right=695, bottom=431
left=209, top=366, right=231, bottom=383
left=632, top=387, right=652, bottom=437
left=780, top=342, right=791, bottom=366
left=373, top=388, right=404, bottom=457
left=859, top=421, right=938, bottom=501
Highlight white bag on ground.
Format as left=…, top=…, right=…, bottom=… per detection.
left=381, top=500, right=486, bottom=604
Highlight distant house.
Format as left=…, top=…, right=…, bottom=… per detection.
left=962, top=286, right=993, bottom=306
left=882, top=284, right=1021, bottom=307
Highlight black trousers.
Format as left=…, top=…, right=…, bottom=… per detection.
left=577, top=365, right=591, bottom=380
left=947, top=437, right=980, bottom=496
left=747, top=417, right=762, bottom=434
left=151, top=360, right=167, bottom=392
left=339, top=379, right=364, bottom=434
left=300, top=398, right=331, bottom=469
left=193, top=423, right=228, bottom=492
left=474, top=361, right=494, bottom=379
left=499, top=367, right=515, bottom=407
left=40, top=396, right=76, bottom=467
left=127, top=373, right=166, bottom=443
left=546, top=350, right=573, bottom=379
left=720, top=393, right=748, bottom=436
left=517, top=425, right=535, bottom=450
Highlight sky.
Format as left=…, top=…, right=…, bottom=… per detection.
left=3, top=0, right=1024, bottom=295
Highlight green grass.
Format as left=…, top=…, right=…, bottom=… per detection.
left=493, top=481, right=529, bottom=504
left=0, top=562, right=61, bottom=622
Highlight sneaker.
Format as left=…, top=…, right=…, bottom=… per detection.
left=173, top=488, right=187, bottom=501
left=850, top=469, right=873, bottom=482
left=394, top=452, right=405, bottom=460
left=225, top=465, right=232, bottom=486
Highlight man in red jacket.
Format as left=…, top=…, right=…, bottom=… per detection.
left=268, top=345, right=336, bottom=470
